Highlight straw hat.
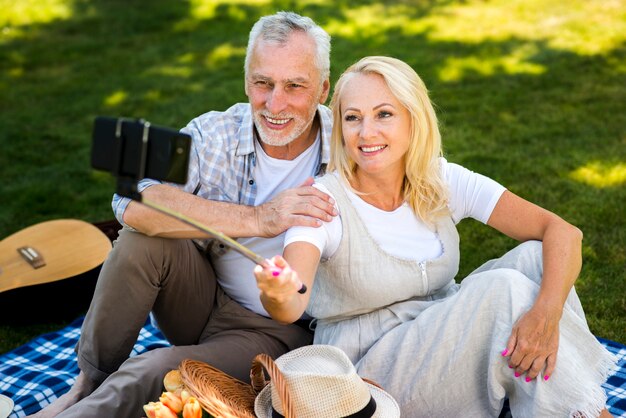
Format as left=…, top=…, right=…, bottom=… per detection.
left=254, top=345, right=400, bottom=418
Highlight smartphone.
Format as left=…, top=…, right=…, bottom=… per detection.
left=91, top=116, right=191, bottom=185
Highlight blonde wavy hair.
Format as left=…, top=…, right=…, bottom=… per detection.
left=329, top=56, right=449, bottom=226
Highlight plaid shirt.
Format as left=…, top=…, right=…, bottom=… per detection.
left=112, top=102, right=332, bottom=254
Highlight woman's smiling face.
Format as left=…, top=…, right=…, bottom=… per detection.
left=339, top=72, right=411, bottom=179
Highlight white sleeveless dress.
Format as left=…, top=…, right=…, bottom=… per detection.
left=307, top=174, right=616, bottom=418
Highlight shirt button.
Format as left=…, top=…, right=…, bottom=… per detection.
left=249, top=179, right=254, bottom=185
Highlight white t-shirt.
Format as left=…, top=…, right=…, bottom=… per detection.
left=213, top=134, right=321, bottom=315
left=285, top=159, right=506, bottom=262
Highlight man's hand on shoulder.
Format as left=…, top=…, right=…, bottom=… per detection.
left=254, top=177, right=337, bottom=238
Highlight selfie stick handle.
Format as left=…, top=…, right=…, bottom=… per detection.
left=112, top=117, right=149, bottom=201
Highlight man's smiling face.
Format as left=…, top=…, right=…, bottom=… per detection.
left=246, top=31, right=329, bottom=147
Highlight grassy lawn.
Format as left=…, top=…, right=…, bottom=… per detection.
left=0, top=0, right=624, bottom=354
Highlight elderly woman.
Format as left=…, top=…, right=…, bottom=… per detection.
left=254, top=56, right=616, bottom=417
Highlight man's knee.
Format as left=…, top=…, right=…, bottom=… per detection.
left=106, top=228, right=200, bottom=276
left=113, top=228, right=186, bottom=256
left=119, top=347, right=182, bottom=385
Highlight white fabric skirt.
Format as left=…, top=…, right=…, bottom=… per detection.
left=314, top=243, right=616, bottom=417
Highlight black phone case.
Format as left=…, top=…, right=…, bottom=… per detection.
left=91, top=116, right=191, bottom=185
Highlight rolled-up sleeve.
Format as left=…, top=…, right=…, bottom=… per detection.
left=111, top=178, right=162, bottom=226
left=110, top=120, right=203, bottom=226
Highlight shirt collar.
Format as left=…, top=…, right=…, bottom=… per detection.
left=235, top=104, right=256, bottom=157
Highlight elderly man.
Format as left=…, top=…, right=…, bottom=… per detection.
left=30, top=11, right=335, bottom=418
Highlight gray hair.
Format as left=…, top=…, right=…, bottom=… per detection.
left=244, top=11, right=331, bottom=82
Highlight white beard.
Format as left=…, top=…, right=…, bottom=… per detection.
left=254, top=103, right=319, bottom=147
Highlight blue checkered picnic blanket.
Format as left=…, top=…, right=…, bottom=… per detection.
left=0, top=317, right=624, bottom=417
left=0, top=317, right=169, bottom=417
left=600, top=337, right=626, bottom=417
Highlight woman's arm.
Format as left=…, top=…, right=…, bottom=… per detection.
left=487, top=190, right=583, bottom=380
left=488, top=190, right=583, bottom=307
left=254, top=242, right=321, bottom=324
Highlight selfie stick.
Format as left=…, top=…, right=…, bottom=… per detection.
left=110, top=118, right=306, bottom=294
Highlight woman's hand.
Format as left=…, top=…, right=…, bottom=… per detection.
left=489, top=190, right=582, bottom=382
left=254, top=256, right=303, bottom=305
left=502, top=305, right=561, bottom=382
left=254, top=243, right=320, bottom=324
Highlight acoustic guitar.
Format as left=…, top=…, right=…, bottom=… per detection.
left=0, top=219, right=112, bottom=293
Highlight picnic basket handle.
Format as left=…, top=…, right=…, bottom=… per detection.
left=362, top=377, right=383, bottom=389
left=250, top=353, right=296, bottom=418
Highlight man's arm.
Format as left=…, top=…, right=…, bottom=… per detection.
left=122, top=184, right=256, bottom=238
left=123, top=178, right=337, bottom=239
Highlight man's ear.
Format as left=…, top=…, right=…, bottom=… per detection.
left=319, top=79, right=330, bottom=104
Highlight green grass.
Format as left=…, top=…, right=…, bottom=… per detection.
left=0, top=0, right=624, bottom=353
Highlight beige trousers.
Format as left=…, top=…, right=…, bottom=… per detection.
left=59, top=228, right=311, bottom=418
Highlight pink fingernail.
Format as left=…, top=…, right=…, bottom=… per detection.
left=525, top=377, right=532, bottom=382
left=501, top=349, right=508, bottom=356
left=272, top=270, right=280, bottom=277
left=544, top=375, right=550, bottom=381
left=514, top=372, right=520, bottom=378
left=508, top=365, right=513, bottom=369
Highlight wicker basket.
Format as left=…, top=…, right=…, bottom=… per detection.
left=179, top=354, right=295, bottom=418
